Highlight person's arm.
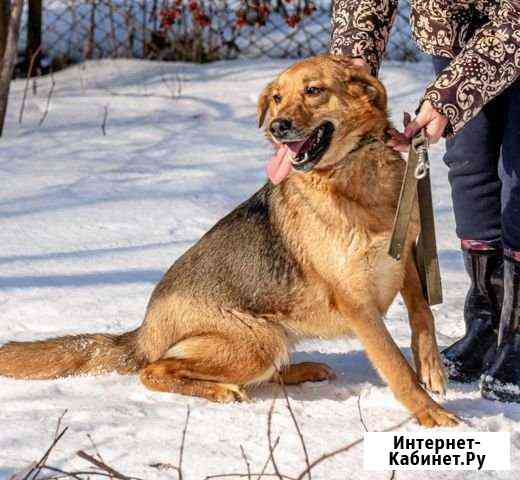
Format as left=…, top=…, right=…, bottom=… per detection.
left=421, top=1, right=520, bottom=136
left=330, top=0, right=399, bottom=76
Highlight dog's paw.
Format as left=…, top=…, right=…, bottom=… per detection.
left=213, top=384, right=250, bottom=403
left=280, top=362, right=336, bottom=385
left=415, top=403, right=460, bottom=428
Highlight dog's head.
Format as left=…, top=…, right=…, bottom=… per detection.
left=258, top=55, right=388, bottom=176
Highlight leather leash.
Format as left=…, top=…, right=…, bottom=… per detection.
left=388, top=129, right=443, bottom=306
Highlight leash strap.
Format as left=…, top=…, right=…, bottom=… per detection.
left=388, top=129, right=443, bottom=306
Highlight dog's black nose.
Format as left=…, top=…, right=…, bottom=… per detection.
left=269, top=118, right=292, bottom=138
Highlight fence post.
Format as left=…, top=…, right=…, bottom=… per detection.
left=27, top=0, right=42, bottom=76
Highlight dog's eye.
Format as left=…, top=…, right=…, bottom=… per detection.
left=304, top=86, right=324, bottom=96
left=273, top=94, right=282, bottom=104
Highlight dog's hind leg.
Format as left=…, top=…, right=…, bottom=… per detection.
left=401, top=255, right=446, bottom=397
left=140, top=357, right=250, bottom=403
left=139, top=328, right=290, bottom=402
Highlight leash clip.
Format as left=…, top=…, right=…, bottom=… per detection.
left=412, top=129, right=429, bottom=180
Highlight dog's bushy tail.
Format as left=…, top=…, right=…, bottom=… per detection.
left=0, top=329, right=142, bottom=380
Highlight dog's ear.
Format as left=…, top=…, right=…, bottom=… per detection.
left=257, top=82, right=274, bottom=128
left=328, top=55, right=387, bottom=111
left=351, top=70, right=387, bottom=112
left=360, top=74, right=387, bottom=112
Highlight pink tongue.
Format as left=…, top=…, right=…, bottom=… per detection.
left=266, top=142, right=305, bottom=185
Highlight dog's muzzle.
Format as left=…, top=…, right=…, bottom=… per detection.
left=285, top=122, right=335, bottom=172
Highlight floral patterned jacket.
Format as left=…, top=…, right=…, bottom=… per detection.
left=330, top=1, right=520, bottom=135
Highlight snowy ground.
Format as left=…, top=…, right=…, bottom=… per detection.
left=1, top=58, right=519, bottom=479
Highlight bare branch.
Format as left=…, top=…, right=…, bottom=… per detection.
left=239, top=445, right=252, bottom=480
left=256, top=436, right=280, bottom=480
left=160, top=69, right=182, bottom=100
left=76, top=451, right=143, bottom=480
left=178, top=406, right=191, bottom=480
left=227, top=309, right=310, bottom=480
left=54, top=410, right=68, bottom=440
left=149, top=405, right=190, bottom=480
left=294, top=417, right=412, bottom=480
left=357, top=394, right=368, bottom=432
left=19, top=45, right=42, bottom=124
left=22, top=427, right=68, bottom=480
left=278, top=380, right=311, bottom=480
left=101, top=104, right=108, bottom=136
left=38, top=71, right=55, bottom=126
left=205, top=474, right=295, bottom=480
left=266, top=397, right=283, bottom=480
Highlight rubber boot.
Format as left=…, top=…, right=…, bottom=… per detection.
left=441, top=240, right=503, bottom=382
left=481, top=249, right=520, bottom=402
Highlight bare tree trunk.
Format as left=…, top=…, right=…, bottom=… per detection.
left=0, top=0, right=10, bottom=61
left=0, top=0, right=25, bottom=137
left=27, top=0, right=42, bottom=77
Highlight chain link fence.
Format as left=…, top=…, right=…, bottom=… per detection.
left=22, top=1, right=422, bottom=71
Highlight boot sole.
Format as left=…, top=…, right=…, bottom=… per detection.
left=481, top=376, right=520, bottom=403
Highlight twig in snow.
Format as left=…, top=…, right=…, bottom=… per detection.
left=227, top=309, right=311, bottom=480
left=86, top=434, right=105, bottom=464
left=149, top=405, right=190, bottom=480
left=76, top=451, right=141, bottom=480
left=266, top=397, right=283, bottom=480
left=278, top=379, right=311, bottom=480
left=38, top=71, right=55, bottom=126
left=256, top=436, right=280, bottom=480
left=54, top=410, right=68, bottom=440
left=177, top=406, right=191, bottom=480
left=294, top=417, right=412, bottom=480
left=101, top=104, right=109, bottom=136
left=240, top=445, right=252, bottom=480
left=357, top=393, right=368, bottom=432
left=22, top=426, right=69, bottom=480
left=86, top=433, right=113, bottom=480
left=160, top=70, right=182, bottom=100
left=205, top=475, right=295, bottom=480
left=19, top=45, right=42, bottom=124
left=39, top=465, right=86, bottom=480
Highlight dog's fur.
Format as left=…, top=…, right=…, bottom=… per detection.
left=0, top=55, right=457, bottom=427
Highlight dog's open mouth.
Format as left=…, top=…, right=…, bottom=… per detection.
left=284, top=121, right=335, bottom=172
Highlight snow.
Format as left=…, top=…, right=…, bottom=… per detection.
left=1, top=58, right=519, bottom=479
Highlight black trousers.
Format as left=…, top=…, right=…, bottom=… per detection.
left=432, top=57, right=520, bottom=250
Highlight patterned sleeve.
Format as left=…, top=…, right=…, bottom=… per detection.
left=423, top=1, right=520, bottom=136
left=329, top=0, right=399, bottom=76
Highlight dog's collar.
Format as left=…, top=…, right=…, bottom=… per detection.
left=350, top=135, right=380, bottom=154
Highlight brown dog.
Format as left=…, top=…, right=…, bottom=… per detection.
left=0, top=55, right=457, bottom=427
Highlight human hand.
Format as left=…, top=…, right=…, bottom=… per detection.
left=387, top=100, right=448, bottom=152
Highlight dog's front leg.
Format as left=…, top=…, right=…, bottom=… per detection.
left=401, top=255, right=446, bottom=397
left=334, top=294, right=458, bottom=427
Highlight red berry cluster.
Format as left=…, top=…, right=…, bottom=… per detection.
left=286, top=1, right=316, bottom=28
left=160, top=1, right=211, bottom=30
left=235, top=2, right=271, bottom=28
left=161, top=0, right=317, bottom=32
left=234, top=1, right=316, bottom=29
left=160, top=7, right=181, bottom=28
